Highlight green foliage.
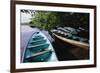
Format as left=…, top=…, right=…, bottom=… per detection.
left=31, top=11, right=89, bottom=31
left=31, top=11, right=60, bottom=30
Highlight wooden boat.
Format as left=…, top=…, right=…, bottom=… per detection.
left=51, top=27, right=89, bottom=50
left=22, top=32, right=58, bottom=63
left=25, top=50, right=52, bottom=62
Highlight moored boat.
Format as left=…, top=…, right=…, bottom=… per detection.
left=51, top=27, right=89, bottom=50
left=22, top=32, right=58, bottom=63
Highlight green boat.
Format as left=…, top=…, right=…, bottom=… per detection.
left=22, top=32, right=57, bottom=63
left=29, top=39, right=47, bottom=45
left=24, top=50, right=52, bottom=62
left=32, top=36, right=44, bottom=41
left=28, top=43, right=50, bottom=53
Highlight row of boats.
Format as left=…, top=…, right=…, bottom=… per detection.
left=22, top=27, right=89, bottom=62
left=51, top=27, right=89, bottom=50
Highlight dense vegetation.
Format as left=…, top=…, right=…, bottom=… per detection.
left=21, top=10, right=89, bottom=31
left=31, top=11, right=60, bottom=30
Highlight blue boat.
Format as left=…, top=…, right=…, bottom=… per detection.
left=22, top=31, right=58, bottom=63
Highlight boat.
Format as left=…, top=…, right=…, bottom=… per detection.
left=51, top=27, right=89, bottom=50
left=22, top=32, right=58, bottom=63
